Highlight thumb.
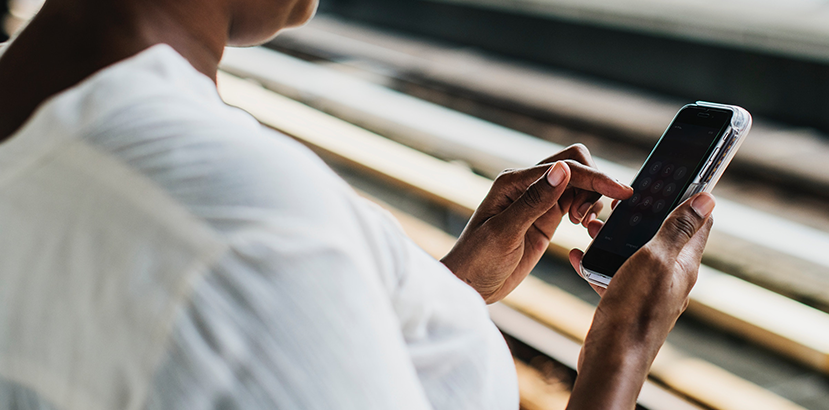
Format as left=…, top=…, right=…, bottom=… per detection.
left=495, top=161, right=570, bottom=232
left=652, top=193, right=716, bottom=257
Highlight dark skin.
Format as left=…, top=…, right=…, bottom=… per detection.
left=566, top=194, right=715, bottom=409
left=442, top=144, right=632, bottom=303
left=444, top=145, right=715, bottom=408
left=0, top=1, right=715, bottom=408
left=0, top=0, right=317, bottom=141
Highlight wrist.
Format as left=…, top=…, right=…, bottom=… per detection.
left=569, top=350, right=651, bottom=410
left=582, top=306, right=671, bottom=376
left=440, top=253, right=469, bottom=285
left=593, top=290, right=680, bottom=348
left=568, top=321, right=660, bottom=410
left=583, top=321, right=661, bottom=367
left=440, top=255, right=499, bottom=303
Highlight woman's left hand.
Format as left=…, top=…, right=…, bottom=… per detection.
left=441, top=144, right=632, bottom=303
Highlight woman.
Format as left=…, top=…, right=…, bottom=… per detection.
left=0, top=0, right=715, bottom=409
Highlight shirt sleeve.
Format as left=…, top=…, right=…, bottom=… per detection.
left=143, top=241, right=436, bottom=409
left=358, top=199, right=519, bottom=410
left=143, top=196, right=518, bottom=410
left=141, top=199, right=517, bottom=410
left=103, top=116, right=517, bottom=410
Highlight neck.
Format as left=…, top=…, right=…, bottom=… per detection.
left=0, top=0, right=230, bottom=141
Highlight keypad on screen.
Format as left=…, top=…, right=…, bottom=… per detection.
left=627, top=161, right=685, bottom=223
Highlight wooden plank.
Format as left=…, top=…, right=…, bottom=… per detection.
left=217, top=70, right=829, bottom=375
left=217, top=72, right=813, bottom=409
left=362, top=190, right=775, bottom=410
left=364, top=190, right=706, bottom=410
left=514, top=359, right=571, bottom=410
left=219, top=46, right=829, bottom=310
left=507, top=279, right=807, bottom=410
left=427, top=0, right=829, bottom=64
left=271, top=17, right=829, bottom=202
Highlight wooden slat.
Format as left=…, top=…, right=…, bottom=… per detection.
left=220, top=45, right=829, bottom=310
left=514, top=359, right=570, bottom=410
left=367, top=190, right=778, bottom=410
left=217, top=70, right=829, bottom=374
left=365, top=190, right=705, bottom=410
left=217, top=72, right=810, bottom=410
left=508, top=280, right=807, bottom=410
left=425, top=0, right=829, bottom=64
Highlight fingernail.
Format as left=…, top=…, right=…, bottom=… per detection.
left=578, top=202, right=592, bottom=218
left=616, top=179, right=633, bottom=191
left=547, top=162, right=566, bottom=187
left=691, top=194, right=716, bottom=217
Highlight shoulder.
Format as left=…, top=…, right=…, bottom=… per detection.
left=88, top=97, right=353, bottom=223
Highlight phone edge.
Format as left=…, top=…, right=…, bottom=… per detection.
left=579, top=102, right=752, bottom=289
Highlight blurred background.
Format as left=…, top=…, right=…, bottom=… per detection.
left=5, top=0, right=829, bottom=409
left=2, top=0, right=38, bottom=40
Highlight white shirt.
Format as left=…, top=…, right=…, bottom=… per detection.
left=0, top=44, right=518, bottom=410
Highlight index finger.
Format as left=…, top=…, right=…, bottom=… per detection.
left=565, top=160, right=633, bottom=201
left=537, top=143, right=596, bottom=168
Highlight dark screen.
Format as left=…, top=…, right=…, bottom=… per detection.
left=582, top=107, right=731, bottom=276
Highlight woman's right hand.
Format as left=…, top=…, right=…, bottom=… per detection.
left=565, top=193, right=716, bottom=410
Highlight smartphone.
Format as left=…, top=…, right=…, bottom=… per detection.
left=580, top=101, right=751, bottom=288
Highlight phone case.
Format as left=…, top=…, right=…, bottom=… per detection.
left=580, top=101, right=752, bottom=288
left=678, top=101, right=752, bottom=202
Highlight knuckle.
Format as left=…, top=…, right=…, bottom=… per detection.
left=640, top=246, right=671, bottom=271
left=668, top=213, right=699, bottom=242
left=638, top=246, right=657, bottom=262
left=530, top=231, right=552, bottom=253
left=569, top=143, right=590, bottom=160
left=657, top=257, right=673, bottom=274
left=567, top=143, right=587, bottom=152
left=522, top=184, right=546, bottom=209
left=495, top=169, right=517, bottom=184
left=682, top=297, right=692, bottom=313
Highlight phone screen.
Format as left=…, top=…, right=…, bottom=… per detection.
left=582, top=106, right=732, bottom=277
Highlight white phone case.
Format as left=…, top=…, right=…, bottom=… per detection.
left=581, top=101, right=752, bottom=288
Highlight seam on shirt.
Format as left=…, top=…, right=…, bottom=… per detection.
left=59, top=142, right=234, bottom=410
left=139, top=244, right=231, bottom=410
left=0, top=139, right=232, bottom=410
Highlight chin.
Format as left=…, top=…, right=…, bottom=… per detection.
left=287, top=0, right=319, bottom=29
left=227, top=0, right=319, bottom=47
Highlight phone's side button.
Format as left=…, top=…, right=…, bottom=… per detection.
left=586, top=273, right=612, bottom=287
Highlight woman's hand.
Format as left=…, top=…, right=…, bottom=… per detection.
left=566, top=193, right=716, bottom=410
left=441, top=144, right=633, bottom=304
